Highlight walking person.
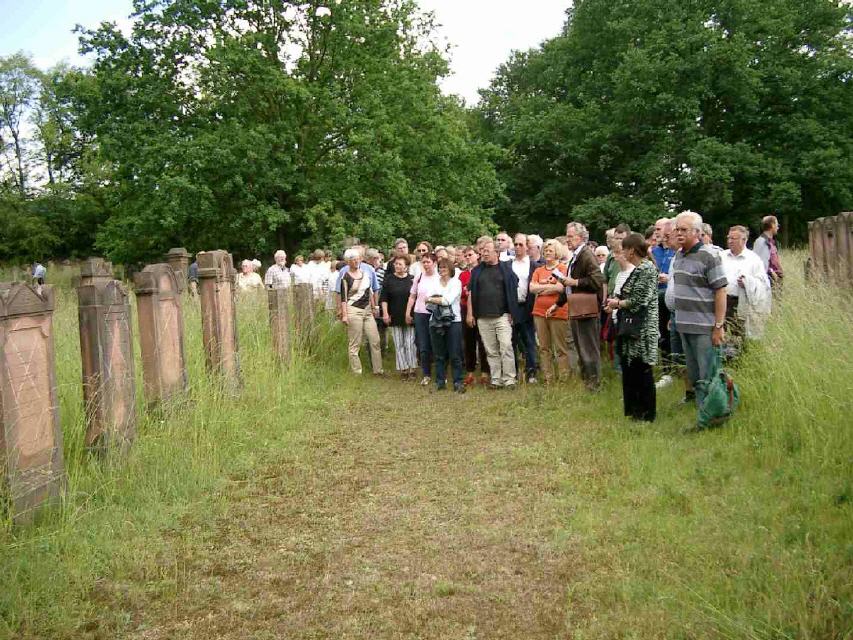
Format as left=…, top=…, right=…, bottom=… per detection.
left=425, top=258, right=465, bottom=393
left=339, top=248, right=384, bottom=376
left=380, top=255, right=417, bottom=380
left=529, top=239, right=570, bottom=383
left=405, top=252, right=440, bottom=385
left=466, top=240, right=521, bottom=389
left=604, top=233, right=660, bottom=422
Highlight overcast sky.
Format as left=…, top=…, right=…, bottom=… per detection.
left=0, top=0, right=570, bottom=104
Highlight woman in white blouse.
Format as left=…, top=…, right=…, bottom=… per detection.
left=424, top=258, right=465, bottom=393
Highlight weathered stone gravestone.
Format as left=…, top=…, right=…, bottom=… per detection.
left=0, top=284, right=66, bottom=524
left=78, top=259, right=136, bottom=453
left=134, top=264, right=188, bottom=405
left=267, top=288, right=292, bottom=362
left=292, top=282, right=316, bottom=347
left=165, top=248, right=191, bottom=293
left=808, top=212, right=853, bottom=285
left=197, top=250, right=241, bottom=386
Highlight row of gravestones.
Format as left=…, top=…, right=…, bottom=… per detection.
left=0, top=249, right=317, bottom=526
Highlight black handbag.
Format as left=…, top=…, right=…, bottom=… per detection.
left=615, top=269, right=645, bottom=338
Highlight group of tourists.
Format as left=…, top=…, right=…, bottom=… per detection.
left=241, top=212, right=782, bottom=423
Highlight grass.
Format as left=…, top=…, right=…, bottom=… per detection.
left=0, top=252, right=851, bottom=639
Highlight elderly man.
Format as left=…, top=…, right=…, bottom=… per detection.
left=721, top=226, right=771, bottom=352
left=752, top=215, right=784, bottom=285
left=338, top=247, right=384, bottom=376
left=511, top=233, right=538, bottom=383
left=551, top=222, right=606, bottom=390
left=264, top=251, right=291, bottom=289
left=526, top=234, right=544, bottom=266
left=466, top=239, right=522, bottom=389
left=671, top=211, right=728, bottom=407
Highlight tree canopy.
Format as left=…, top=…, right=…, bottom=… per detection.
left=70, top=0, right=501, bottom=263
left=478, top=0, right=853, bottom=241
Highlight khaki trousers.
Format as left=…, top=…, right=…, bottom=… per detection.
left=534, top=315, right=570, bottom=382
left=346, top=305, right=383, bottom=374
left=477, top=314, right=516, bottom=386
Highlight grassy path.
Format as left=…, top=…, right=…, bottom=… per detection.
left=128, top=381, right=579, bottom=639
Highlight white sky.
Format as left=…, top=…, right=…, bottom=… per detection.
left=0, top=0, right=571, bottom=104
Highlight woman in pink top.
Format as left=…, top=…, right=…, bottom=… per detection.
left=405, top=253, right=440, bottom=385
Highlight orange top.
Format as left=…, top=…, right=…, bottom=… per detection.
left=531, top=263, right=569, bottom=319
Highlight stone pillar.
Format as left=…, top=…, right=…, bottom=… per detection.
left=292, top=283, right=316, bottom=346
left=0, top=284, right=66, bottom=524
left=197, top=250, right=241, bottom=386
left=165, top=248, right=191, bottom=293
left=134, top=264, right=188, bottom=405
left=267, top=288, right=292, bottom=362
left=79, top=257, right=115, bottom=288
left=78, top=264, right=136, bottom=453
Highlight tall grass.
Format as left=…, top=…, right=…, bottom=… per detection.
left=0, top=276, right=348, bottom=638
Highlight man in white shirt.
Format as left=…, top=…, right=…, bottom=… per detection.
left=721, top=225, right=771, bottom=348
left=511, top=233, right=538, bottom=383
left=496, top=231, right=514, bottom=262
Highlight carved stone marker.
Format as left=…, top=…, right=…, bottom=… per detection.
left=292, top=283, right=316, bottom=347
left=165, top=248, right=191, bottom=293
left=197, top=250, right=241, bottom=386
left=134, top=264, right=188, bottom=405
left=78, top=262, right=136, bottom=453
left=268, top=288, right=292, bottom=362
left=0, top=284, right=66, bottom=524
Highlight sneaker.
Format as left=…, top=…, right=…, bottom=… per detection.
left=527, top=377, right=538, bottom=385
left=487, top=382, right=502, bottom=390
left=463, top=373, right=475, bottom=386
left=373, top=371, right=387, bottom=378
left=420, top=376, right=431, bottom=386
left=453, top=383, right=466, bottom=394
left=655, top=374, right=673, bottom=389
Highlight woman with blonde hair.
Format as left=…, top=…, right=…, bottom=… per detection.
left=529, top=239, right=570, bottom=382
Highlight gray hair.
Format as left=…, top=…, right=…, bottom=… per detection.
left=702, top=223, right=713, bottom=238
left=343, top=248, right=361, bottom=261
left=527, top=234, right=543, bottom=249
left=274, top=250, right=286, bottom=259
left=676, top=210, right=704, bottom=233
left=364, top=248, right=380, bottom=260
left=566, top=222, right=590, bottom=241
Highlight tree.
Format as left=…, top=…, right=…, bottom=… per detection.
left=479, top=0, right=853, bottom=241
left=0, top=53, right=41, bottom=195
left=72, top=0, right=502, bottom=263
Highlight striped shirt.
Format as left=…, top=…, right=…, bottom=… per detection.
left=672, top=242, right=727, bottom=334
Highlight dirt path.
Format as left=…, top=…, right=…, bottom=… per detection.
left=133, top=383, right=580, bottom=639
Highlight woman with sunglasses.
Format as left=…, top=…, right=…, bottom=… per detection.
left=409, top=241, right=433, bottom=279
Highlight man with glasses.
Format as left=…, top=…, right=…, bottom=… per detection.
left=671, top=211, right=728, bottom=408
left=511, top=233, right=538, bottom=383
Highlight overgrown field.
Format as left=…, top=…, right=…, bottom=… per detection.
left=1, top=252, right=850, bottom=639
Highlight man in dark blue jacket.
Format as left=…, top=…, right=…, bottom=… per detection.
left=465, top=239, right=523, bottom=389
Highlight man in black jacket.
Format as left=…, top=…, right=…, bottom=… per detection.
left=466, top=239, right=523, bottom=389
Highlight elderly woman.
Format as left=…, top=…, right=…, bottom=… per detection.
left=594, top=245, right=610, bottom=272
left=381, top=255, right=417, bottom=380
left=529, top=239, right=570, bottom=383
left=339, top=248, right=384, bottom=376
left=424, top=257, right=465, bottom=393
left=604, top=232, right=659, bottom=422
left=405, top=252, right=440, bottom=385
left=237, top=259, right=264, bottom=291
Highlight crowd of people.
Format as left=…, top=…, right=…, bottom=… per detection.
left=228, top=213, right=782, bottom=423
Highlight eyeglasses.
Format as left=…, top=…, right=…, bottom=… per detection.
left=674, top=227, right=691, bottom=233
left=514, top=242, right=525, bottom=247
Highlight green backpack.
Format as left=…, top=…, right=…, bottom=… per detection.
left=696, top=347, right=740, bottom=429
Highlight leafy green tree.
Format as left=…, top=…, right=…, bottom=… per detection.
left=73, top=0, right=501, bottom=263
left=0, top=53, right=41, bottom=195
left=479, top=0, right=853, bottom=241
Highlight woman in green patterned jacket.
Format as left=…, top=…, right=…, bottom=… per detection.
left=605, top=232, right=660, bottom=422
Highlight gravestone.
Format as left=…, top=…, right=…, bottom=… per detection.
left=165, top=248, right=191, bottom=293
left=0, top=284, right=66, bottom=524
left=134, top=264, right=188, bottom=405
left=78, top=262, right=136, bottom=453
left=292, top=283, right=316, bottom=347
left=197, top=250, right=241, bottom=386
left=268, top=288, right=291, bottom=362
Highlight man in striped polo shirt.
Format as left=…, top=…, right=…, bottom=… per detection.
left=672, top=211, right=728, bottom=407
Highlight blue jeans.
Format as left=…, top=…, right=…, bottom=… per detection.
left=430, top=322, right=464, bottom=387
left=413, top=312, right=433, bottom=377
left=512, top=316, right=538, bottom=378
left=679, top=331, right=713, bottom=406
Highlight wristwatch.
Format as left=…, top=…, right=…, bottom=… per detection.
left=714, top=321, right=725, bottom=329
